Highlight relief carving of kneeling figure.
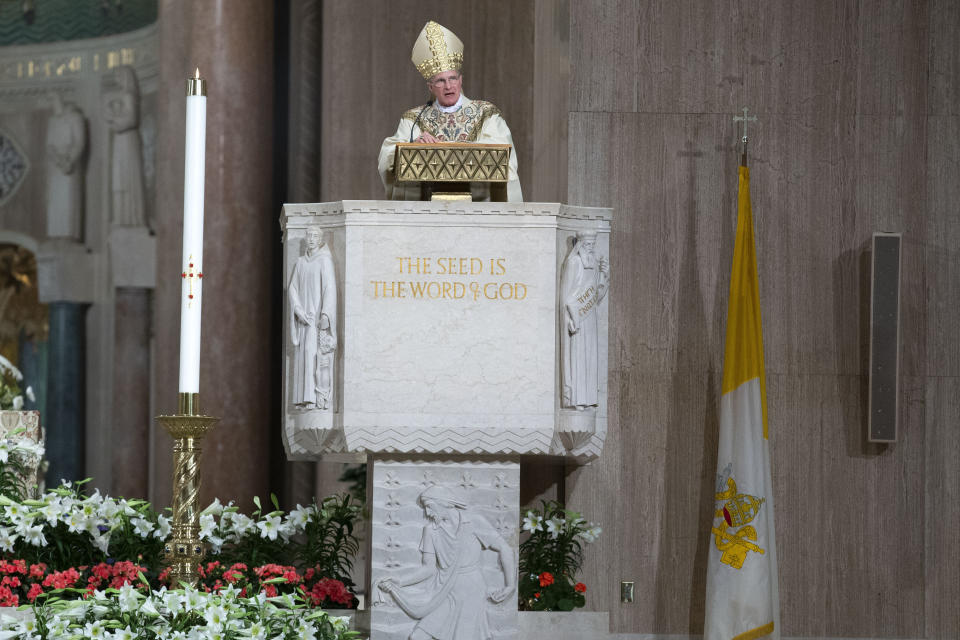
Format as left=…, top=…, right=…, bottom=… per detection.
left=377, top=486, right=516, bottom=640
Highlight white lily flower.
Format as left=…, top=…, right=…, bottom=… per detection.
left=521, top=511, right=544, bottom=533
left=10, top=396, right=22, bottom=410
left=546, top=517, right=566, bottom=539
left=256, top=514, right=282, bottom=541
left=39, top=498, right=63, bottom=525
left=201, top=497, right=224, bottom=517
left=23, top=524, right=46, bottom=546
left=245, top=620, right=267, bottom=640
left=155, top=514, right=172, bottom=539
left=98, top=497, right=121, bottom=520
left=203, top=604, right=229, bottom=628
left=297, top=621, right=318, bottom=640
left=286, top=503, right=312, bottom=529
left=112, top=626, right=135, bottom=640
left=92, top=530, right=111, bottom=553
left=3, top=502, right=24, bottom=523
left=84, top=619, right=107, bottom=639
left=198, top=513, right=216, bottom=539
left=131, top=516, right=155, bottom=537
left=24, top=386, right=34, bottom=402
left=0, top=527, right=17, bottom=552
left=231, top=513, right=254, bottom=537
left=117, top=584, right=139, bottom=612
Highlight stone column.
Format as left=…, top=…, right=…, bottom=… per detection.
left=45, top=302, right=87, bottom=484
left=153, top=1, right=275, bottom=509
left=112, top=288, right=152, bottom=498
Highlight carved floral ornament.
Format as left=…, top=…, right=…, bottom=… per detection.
left=0, top=130, right=29, bottom=207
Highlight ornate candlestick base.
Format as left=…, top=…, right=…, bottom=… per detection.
left=157, top=392, right=219, bottom=587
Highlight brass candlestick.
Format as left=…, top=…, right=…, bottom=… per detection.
left=157, top=392, right=219, bottom=587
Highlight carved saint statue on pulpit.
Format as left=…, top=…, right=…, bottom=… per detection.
left=376, top=485, right=515, bottom=640
left=288, top=226, right=337, bottom=410
left=45, top=92, right=86, bottom=241
left=102, top=65, right=146, bottom=227
left=560, top=232, right=610, bottom=410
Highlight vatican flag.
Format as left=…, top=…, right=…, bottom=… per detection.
left=704, top=165, right=780, bottom=640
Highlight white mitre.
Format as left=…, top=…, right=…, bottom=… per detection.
left=411, top=20, right=464, bottom=80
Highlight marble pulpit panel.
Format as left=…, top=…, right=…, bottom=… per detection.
left=280, top=201, right=611, bottom=462
left=368, top=459, right=520, bottom=640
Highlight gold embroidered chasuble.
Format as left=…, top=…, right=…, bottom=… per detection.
left=378, top=95, right=523, bottom=202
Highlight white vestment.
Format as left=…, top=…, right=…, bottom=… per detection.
left=378, top=95, right=523, bottom=202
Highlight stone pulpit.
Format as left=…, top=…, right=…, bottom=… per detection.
left=280, top=200, right=611, bottom=640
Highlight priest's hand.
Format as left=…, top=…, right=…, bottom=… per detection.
left=415, top=132, right=440, bottom=143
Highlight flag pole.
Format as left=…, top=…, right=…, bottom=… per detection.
left=733, top=107, right=758, bottom=166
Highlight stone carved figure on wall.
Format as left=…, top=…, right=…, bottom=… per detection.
left=560, top=232, right=609, bottom=410
left=44, top=92, right=86, bottom=241
left=102, top=65, right=146, bottom=227
left=288, top=226, right=337, bottom=410
left=377, top=485, right=515, bottom=640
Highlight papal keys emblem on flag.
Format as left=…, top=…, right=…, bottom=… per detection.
left=711, top=464, right=766, bottom=570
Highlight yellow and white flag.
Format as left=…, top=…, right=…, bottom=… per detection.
left=704, top=165, right=780, bottom=640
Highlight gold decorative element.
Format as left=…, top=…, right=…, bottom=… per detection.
left=395, top=143, right=510, bottom=183
left=157, top=392, right=219, bottom=587
left=400, top=100, right=502, bottom=142
left=186, top=68, right=206, bottom=97
left=177, top=392, right=201, bottom=416
left=412, top=21, right=464, bottom=80
left=711, top=476, right=766, bottom=570
left=431, top=191, right=472, bottom=202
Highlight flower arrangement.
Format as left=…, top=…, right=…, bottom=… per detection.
left=196, top=493, right=361, bottom=604
left=0, top=355, right=33, bottom=412
left=0, top=480, right=169, bottom=573
left=0, top=583, right=358, bottom=639
left=182, top=560, right=356, bottom=609
left=0, top=558, right=149, bottom=607
left=0, top=469, right=362, bottom=608
left=518, top=500, right=601, bottom=611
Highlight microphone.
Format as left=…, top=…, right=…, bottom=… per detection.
left=410, top=99, right=433, bottom=142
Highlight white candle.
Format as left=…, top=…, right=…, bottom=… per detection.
left=178, top=69, right=207, bottom=394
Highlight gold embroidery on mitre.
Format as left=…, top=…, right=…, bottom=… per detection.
left=711, top=474, right=766, bottom=570
left=412, top=21, right=464, bottom=80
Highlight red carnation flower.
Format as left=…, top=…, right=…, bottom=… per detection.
left=538, top=572, right=554, bottom=587
left=575, top=582, right=587, bottom=593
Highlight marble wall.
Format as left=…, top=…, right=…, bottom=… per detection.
left=563, top=0, right=959, bottom=637
left=314, top=0, right=535, bottom=202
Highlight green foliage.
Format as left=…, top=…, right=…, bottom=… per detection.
left=294, top=494, right=362, bottom=587
left=517, top=500, right=601, bottom=611
left=337, top=464, right=367, bottom=503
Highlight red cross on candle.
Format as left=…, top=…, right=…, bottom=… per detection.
left=181, top=254, right=203, bottom=306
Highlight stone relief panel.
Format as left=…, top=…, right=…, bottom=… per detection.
left=370, top=460, right=520, bottom=640
left=287, top=225, right=338, bottom=411
left=560, top=230, right=610, bottom=411
left=557, top=231, right=610, bottom=451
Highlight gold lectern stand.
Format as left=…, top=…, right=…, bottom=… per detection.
left=394, top=142, right=511, bottom=202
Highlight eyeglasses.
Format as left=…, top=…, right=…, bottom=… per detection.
left=428, top=75, right=461, bottom=88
